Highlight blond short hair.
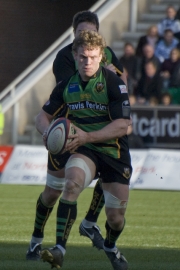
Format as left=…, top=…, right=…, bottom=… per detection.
left=72, top=30, right=106, bottom=56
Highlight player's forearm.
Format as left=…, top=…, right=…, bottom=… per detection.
left=87, top=119, right=128, bottom=143
left=120, top=71, right=128, bottom=87
left=35, top=110, right=53, bottom=135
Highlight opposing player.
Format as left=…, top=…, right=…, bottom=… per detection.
left=53, top=11, right=127, bottom=83
left=40, top=29, right=132, bottom=270
left=26, top=10, right=128, bottom=260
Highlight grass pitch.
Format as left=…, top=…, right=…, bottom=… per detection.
left=0, top=185, right=180, bottom=270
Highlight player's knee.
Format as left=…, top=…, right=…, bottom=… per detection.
left=64, top=178, right=83, bottom=195
left=106, top=210, right=125, bottom=228
left=46, top=173, right=66, bottom=191
left=104, top=190, right=128, bottom=228
left=103, top=190, right=128, bottom=209
left=65, top=157, right=93, bottom=189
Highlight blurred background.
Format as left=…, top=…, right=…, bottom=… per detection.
left=0, top=4, right=180, bottom=267
left=0, top=0, right=180, bottom=188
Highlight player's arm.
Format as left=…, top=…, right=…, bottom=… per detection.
left=35, top=82, right=66, bottom=137
left=66, top=117, right=129, bottom=152
left=53, top=45, right=76, bottom=83
left=106, top=46, right=128, bottom=86
left=35, top=110, right=53, bottom=136
left=68, top=118, right=129, bottom=147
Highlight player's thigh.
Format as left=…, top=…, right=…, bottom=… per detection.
left=44, top=168, right=66, bottom=198
left=42, top=169, right=65, bottom=205
left=102, top=182, right=129, bottom=201
left=65, top=153, right=96, bottom=189
left=46, top=152, right=68, bottom=192
left=48, top=151, right=71, bottom=171
left=47, top=168, right=65, bottom=178
left=103, top=182, right=129, bottom=220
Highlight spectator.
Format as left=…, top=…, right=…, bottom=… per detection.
left=148, top=96, right=159, bottom=106
left=137, top=44, right=161, bottom=80
left=155, top=29, right=179, bottom=63
left=136, top=25, right=159, bottom=57
left=129, top=94, right=138, bottom=106
left=157, top=6, right=180, bottom=40
left=161, top=92, right=172, bottom=105
left=166, top=48, right=180, bottom=104
left=119, top=42, right=139, bottom=93
left=135, top=60, right=164, bottom=104
left=168, top=87, right=180, bottom=104
left=175, top=7, right=180, bottom=20
left=160, top=48, right=180, bottom=89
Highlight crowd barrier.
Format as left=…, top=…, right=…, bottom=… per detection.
left=0, top=145, right=180, bottom=190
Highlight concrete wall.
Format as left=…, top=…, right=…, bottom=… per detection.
left=1, top=70, right=55, bottom=145
left=0, top=0, right=157, bottom=145
left=99, top=0, right=130, bottom=46
left=0, top=0, right=97, bottom=92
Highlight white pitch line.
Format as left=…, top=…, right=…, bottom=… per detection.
left=126, top=225, right=180, bottom=230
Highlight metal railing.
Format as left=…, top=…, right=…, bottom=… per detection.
left=0, top=0, right=127, bottom=112
left=0, top=0, right=138, bottom=144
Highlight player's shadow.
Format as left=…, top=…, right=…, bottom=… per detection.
left=0, top=243, right=179, bottom=270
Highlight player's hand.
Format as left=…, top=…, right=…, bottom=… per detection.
left=128, top=116, right=132, bottom=126
left=65, top=125, right=88, bottom=152
left=42, top=130, right=48, bottom=150
left=105, top=64, right=117, bottom=74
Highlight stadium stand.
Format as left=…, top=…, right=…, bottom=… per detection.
left=0, top=0, right=180, bottom=148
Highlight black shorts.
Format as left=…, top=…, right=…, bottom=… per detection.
left=48, top=146, right=132, bottom=185
left=48, top=151, right=71, bottom=171
left=76, top=146, right=132, bottom=185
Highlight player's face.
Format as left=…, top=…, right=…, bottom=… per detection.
left=74, top=22, right=97, bottom=38
left=74, top=46, right=102, bottom=81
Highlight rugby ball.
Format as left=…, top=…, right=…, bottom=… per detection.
left=47, top=117, right=74, bottom=155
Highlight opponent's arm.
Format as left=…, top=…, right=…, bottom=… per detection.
left=118, top=70, right=127, bottom=86
left=106, top=46, right=128, bottom=86
left=53, top=45, right=76, bottom=83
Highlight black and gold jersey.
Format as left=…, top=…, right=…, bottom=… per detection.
left=43, top=66, right=130, bottom=159
left=53, top=43, right=123, bottom=83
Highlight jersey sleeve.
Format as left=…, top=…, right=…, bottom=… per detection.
left=107, top=46, right=124, bottom=76
left=42, top=81, right=67, bottom=117
left=53, top=44, right=76, bottom=83
left=105, top=69, right=131, bottom=120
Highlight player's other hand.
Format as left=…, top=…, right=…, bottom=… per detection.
left=42, top=130, right=48, bottom=150
left=65, top=125, right=88, bottom=152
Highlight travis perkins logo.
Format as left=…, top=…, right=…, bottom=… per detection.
left=95, top=82, right=104, bottom=93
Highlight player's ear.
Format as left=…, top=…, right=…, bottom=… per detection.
left=99, top=53, right=102, bottom=63
left=73, top=28, right=76, bottom=37
left=73, top=52, right=77, bottom=60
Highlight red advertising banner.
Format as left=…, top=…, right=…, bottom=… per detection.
left=0, top=146, right=14, bottom=172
